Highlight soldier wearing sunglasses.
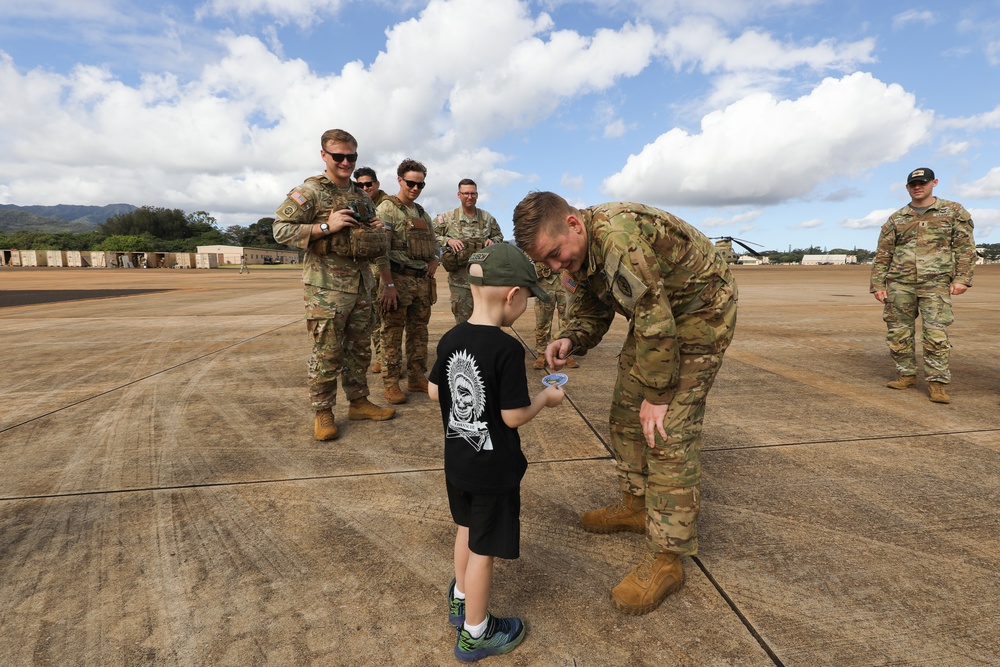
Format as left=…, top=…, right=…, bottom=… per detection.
left=272, top=129, right=396, bottom=442
left=355, top=166, right=390, bottom=374
left=374, top=158, right=441, bottom=405
left=434, top=179, right=504, bottom=323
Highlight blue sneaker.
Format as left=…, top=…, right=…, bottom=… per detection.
left=448, top=578, right=465, bottom=628
left=454, top=613, right=525, bottom=662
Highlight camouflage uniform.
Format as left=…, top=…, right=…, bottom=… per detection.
left=368, top=189, right=390, bottom=366
left=557, top=203, right=737, bottom=556
left=434, top=207, right=503, bottom=323
left=870, top=198, right=975, bottom=383
left=533, top=261, right=568, bottom=356
left=272, top=175, right=380, bottom=411
left=375, top=196, right=440, bottom=386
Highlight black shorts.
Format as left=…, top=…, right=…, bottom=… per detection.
left=447, top=479, right=521, bottom=560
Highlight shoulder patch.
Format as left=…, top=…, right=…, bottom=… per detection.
left=604, top=249, right=648, bottom=314
left=290, top=191, right=307, bottom=206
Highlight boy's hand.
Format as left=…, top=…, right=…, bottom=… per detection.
left=541, top=385, right=565, bottom=407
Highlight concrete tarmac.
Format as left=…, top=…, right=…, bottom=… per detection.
left=1, top=264, right=998, bottom=667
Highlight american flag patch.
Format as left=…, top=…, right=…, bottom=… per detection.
left=560, top=271, right=577, bottom=293
left=290, top=191, right=307, bottom=205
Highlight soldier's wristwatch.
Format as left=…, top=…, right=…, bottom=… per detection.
left=319, top=222, right=330, bottom=233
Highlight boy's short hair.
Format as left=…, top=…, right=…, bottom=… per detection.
left=468, top=243, right=550, bottom=302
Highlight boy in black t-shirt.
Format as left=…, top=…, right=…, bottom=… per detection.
left=429, top=242, right=565, bottom=662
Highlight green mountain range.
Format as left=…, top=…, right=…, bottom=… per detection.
left=0, top=204, right=137, bottom=233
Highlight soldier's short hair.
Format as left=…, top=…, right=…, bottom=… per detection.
left=458, top=178, right=477, bottom=189
left=320, top=129, right=357, bottom=150
left=397, top=158, right=427, bottom=178
left=513, top=191, right=572, bottom=252
left=354, top=166, right=378, bottom=181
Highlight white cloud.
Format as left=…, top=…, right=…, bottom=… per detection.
left=602, top=73, right=932, bottom=207
left=939, top=141, right=970, bottom=156
left=697, top=209, right=763, bottom=228
left=988, top=40, right=1000, bottom=66
left=798, top=218, right=823, bottom=228
left=659, top=17, right=875, bottom=74
left=941, top=104, right=1000, bottom=130
left=956, top=168, right=1000, bottom=199
left=841, top=209, right=895, bottom=230
left=561, top=173, right=584, bottom=189
left=969, top=208, right=1000, bottom=240
left=604, top=119, right=627, bottom=138
left=195, top=0, right=347, bottom=24
left=892, top=10, right=935, bottom=31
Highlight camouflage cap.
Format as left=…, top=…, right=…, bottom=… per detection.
left=907, top=167, right=935, bottom=184
left=468, top=242, right=550, bottom=302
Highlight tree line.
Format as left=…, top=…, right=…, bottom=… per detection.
left=0, top=206, right=283, bottom=253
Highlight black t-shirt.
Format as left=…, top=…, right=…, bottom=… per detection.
left=429, top=322, right=531, bottom=494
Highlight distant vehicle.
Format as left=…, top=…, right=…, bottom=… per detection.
left=263, top=256, right=275, bottom=264
left=710, top=237, right=763, bottom=264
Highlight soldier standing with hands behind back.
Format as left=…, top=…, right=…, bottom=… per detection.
left=514, top=191, right=737, bottom=616
left=272, top=129, right=396, bottom=441
left=871, top=167, right=976, bottom=404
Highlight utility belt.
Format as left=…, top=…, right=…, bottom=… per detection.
left=441, top=238, right=486, bottom=272
left=313, top=226, right=389, bottom=259
left=390, top=262, right=426, bottom=277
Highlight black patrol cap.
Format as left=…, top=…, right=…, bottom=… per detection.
left=906, top=167, right=935, bottom=185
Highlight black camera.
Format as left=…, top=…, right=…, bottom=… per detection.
left=347, top=201, right=375, bottom=223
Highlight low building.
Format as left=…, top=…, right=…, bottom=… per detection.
left=196, top=245, right=299, bottom=266
left=801, top=254, right=857, bottom=266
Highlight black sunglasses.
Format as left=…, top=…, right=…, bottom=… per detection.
left=402, top=178, right=426, bottom=190
left=324, top=150, right=358, bottom=163
left=358, top=181, right=376, bottom=188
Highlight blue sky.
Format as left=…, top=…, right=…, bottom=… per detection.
left=1, top=0, right=998, bottom=252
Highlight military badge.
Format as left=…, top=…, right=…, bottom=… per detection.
left=541, top=373, right=568, bottom=387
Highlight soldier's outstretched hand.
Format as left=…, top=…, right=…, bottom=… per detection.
left=545, top=338, right=572, bottom=370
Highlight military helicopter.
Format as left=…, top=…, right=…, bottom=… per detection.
left=710, top=237, right=764, bottom=264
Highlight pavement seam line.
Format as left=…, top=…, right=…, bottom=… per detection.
left=692, top=556, right=787, bottom=667
left=0, top=318, right=302, bottom=435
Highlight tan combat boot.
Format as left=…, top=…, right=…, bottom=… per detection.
left=371, top=361, right=382, bottom=373
left=348, top=397, right=396, bottom=421
left=407, top=376, right=429, bottom=393
left=580, top=492, right=646, bottom=534
left=532, top=357, right=546, bottom=370
left=314, top=410, right=339, bottom=441
left=384, top=382, right=407, bottom=405
left=611, top=552, right=684, bottom=615
left=564, top=356, right=579, bottom=369
left=886, top=375, right=916, bottom=390
left=928, top=382, right=951, bottom=404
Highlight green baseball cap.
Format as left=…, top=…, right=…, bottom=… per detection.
left=467, top=242, right=550, bottom=302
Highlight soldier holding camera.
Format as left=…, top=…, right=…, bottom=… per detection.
left=375, top=158, right=441, bottom=405
left=272, top=129, right=396, bottom=441
left=434, top=179, right=504, bottom=323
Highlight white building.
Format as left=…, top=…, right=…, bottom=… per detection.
left=801, top=254, right=857, bottom=265
left=197, top=245, right=299, bottom=265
